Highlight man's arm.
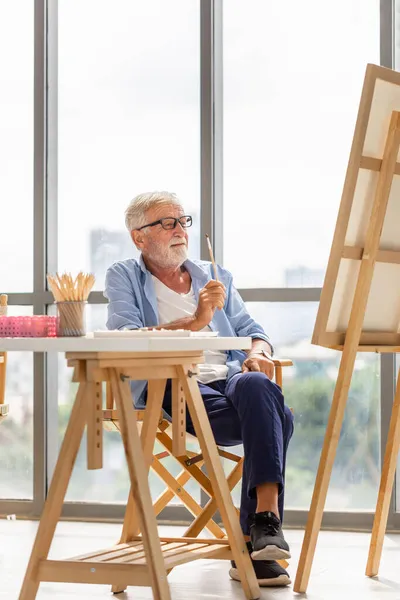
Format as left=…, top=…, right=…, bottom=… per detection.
left=104, top=264, right=145, bottom=330
left=243, top=337, right=275, bottom=379
left=248, top=338, right=273, bottom=358
left=146, top=315, right=200, bottom=332
left=105, top=264, right=198, bottom=331
left=149, top=280, right=226, bottom=332
left=106, top=266, right=226, bottom=333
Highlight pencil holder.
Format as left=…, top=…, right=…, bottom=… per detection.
left=56, top=301, right=87, bottom=337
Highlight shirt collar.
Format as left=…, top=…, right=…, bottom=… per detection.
left=183, top=259, right=208, bottom=283
left=139, top=253, right=148, bottom=275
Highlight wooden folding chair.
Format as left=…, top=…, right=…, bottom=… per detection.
left=103, top=357, right=293, bottom=578
left=0, top=351, right=7, bottom=424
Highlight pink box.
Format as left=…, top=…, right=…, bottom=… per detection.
left=0, top=316, right=58, bottom=338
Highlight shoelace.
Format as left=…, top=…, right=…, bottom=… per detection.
left=255, top=515, right=280, bottom=536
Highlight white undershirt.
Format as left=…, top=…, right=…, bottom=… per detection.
left=152, top=275, right=229, bottom=385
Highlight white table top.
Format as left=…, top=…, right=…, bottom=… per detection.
left=0, top=334, right=252, bottom=353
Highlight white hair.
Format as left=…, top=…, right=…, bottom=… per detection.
left=125, top=191, right=183, bottom=232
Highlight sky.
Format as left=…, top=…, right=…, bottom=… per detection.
left=0, top=0, right=380, bottom=293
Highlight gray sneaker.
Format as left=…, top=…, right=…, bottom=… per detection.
left=249, top=511, right=291, bottom=561
left=229, top=542, right=291, bottom=587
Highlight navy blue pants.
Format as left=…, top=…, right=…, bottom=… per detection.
left=161, top=372, right=294, bottom=535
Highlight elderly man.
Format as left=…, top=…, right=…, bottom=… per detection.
left=105, top=191, right=294, bottom=588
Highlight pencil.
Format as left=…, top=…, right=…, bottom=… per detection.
left=205, top=234, right=219, bottom=281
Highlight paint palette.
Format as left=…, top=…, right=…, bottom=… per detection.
left=92, top=329, right=218, bottom=338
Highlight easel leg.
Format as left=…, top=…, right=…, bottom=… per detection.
left=293, top=348, right=360, bottom=592
left=110, top=370, right=170, bottom=600
left=366, top=368, right=400, bottom=576
left=177, top=366, right=260, bottom=600
left=19, top=382, right=89, bottom=600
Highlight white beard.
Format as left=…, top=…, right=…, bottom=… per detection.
left=147, top=239, right=188, bottom=269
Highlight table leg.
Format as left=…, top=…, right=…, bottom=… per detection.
left=111, top=378, right=166, bottom=594
left=110, top=369, right=171, bottom=600
left=19, top=382, right=89, bottom=600
left=177, top=366, right=260, bottom=600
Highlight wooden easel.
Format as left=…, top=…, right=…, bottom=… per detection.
left=294, top=104, right=400, bottom=590
left=18, top=350, right=260, bottom=600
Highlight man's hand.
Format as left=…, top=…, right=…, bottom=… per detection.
left=242, top=353, right=275, bottom=379
left=194, top=280, right=226, bottom=329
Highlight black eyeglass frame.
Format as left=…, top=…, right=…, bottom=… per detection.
left=136, top=215, right=193, bottom=231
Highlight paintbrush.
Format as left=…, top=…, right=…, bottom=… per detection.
left=205, top=234, right=219, bottom=281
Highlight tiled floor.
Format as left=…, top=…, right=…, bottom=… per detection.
left=2, top=519, right=400, bottom=599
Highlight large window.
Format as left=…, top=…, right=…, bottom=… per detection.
left=223, top=0, right=380, bottom=288
left=0, top=2, right=33, bottom=291
left=58, top=0, right=201, bottom=290
left=1, top=0, right=396, bottom=531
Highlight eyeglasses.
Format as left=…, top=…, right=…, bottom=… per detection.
left=136, top=215, right=193, bottom=231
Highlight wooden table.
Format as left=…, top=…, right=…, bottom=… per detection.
left=0, top=334, right=261, bottom=600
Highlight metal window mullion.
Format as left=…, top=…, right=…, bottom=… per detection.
left=199, top=0, right=215, bottom=510
left=4, top=293, right=36, bottom=305
left=200, top=0, right=213, bottom=261
left=46, top=0, right=59, bottom=490
left=238, top=287, right=321, bottom=302
left=32, top=0, right=47, bottom=516
left=200, top=0, right=223, bottom=264
left=213, top=0, right=223, bottom=265
left=61, top=502, right=195, bottom=524
left=380, top=354, right=396, bottom=529
left=380, top=0, right=397, bottom=529
left=381, top=0, right=394, bottom=69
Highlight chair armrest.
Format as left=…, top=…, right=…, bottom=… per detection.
left=272, top=358, right=293, bottom=389
left=272, top=358, right=293, bottom=368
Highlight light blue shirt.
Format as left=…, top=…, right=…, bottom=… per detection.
left=104, top=255, right=273, bottom=406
